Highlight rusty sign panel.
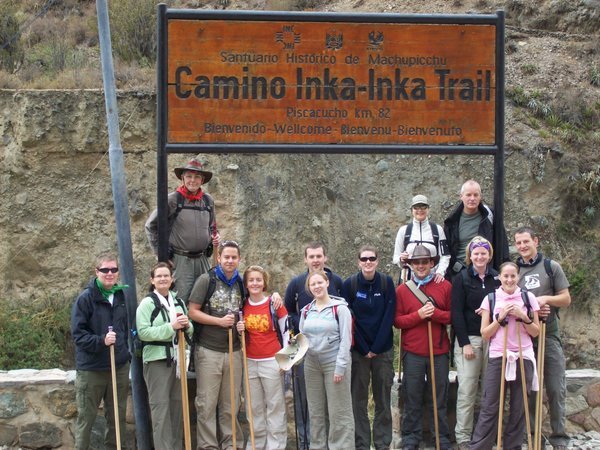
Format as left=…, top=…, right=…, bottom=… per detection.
left=163, top=13, right=500, bottom=147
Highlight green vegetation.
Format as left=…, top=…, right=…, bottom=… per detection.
left=0, top=295, right=74, bottom=370
left=109, top=0, right=157, bottom=65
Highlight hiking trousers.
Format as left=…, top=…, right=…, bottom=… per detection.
left=74, top=363, right=129, bottom=450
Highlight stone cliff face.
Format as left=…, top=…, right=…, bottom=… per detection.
left=1, top=86, right=598, bottom=367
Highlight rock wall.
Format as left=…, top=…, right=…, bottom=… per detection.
left=0, top=88, right=598, bottom=368
left=2, top=369, right=600, bottom=449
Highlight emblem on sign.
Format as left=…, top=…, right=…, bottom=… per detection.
left=325, top=31, right=343, bottom=50
left=368, top=31, right=384, bottom=50
left=275, top=25, right=301, bottom=49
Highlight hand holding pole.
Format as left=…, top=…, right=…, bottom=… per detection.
left=108, top=326, right=121, bottom=450
left=176, top=313, right=192, bottom=450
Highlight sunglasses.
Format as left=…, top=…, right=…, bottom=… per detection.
left=219, top=240, right=240, bottom=248
left=412, top=205, right=429, bottom=211
left=359, top=256, right=378, bottom=262
left=97, top=267, right=119, bottom=274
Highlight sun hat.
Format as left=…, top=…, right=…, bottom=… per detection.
left=174, top=158, right=213, bottom=182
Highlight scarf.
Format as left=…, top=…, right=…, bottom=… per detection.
left=176, top=185, right=203, bottom=202
left=413, top=273, right=434, bottom=288
left=215, top=264, right=240, bottom=287
left=496, top=286, right=524, bottom=305
left=95, top=278, right=128, bottom=300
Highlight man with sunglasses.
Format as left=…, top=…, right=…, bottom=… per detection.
left=342, top=245, right=396, bottom=450
left=145, top=157, right=219, bottom=304
left=394, top=245, right=452, bottom=450
left=393, top=194, right=450, bottom=284
left=443, top=179, right=509, bottom=278
left=71, top=253, right=130, bottom=450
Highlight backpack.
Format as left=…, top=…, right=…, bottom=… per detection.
left=348, top=272, right=388, bottom=303
left=131, top=292, right=189, bottom=366
left=269, top=297, right=285, bottom=348
left=486, top=290, right=533, bottom=324
left=403, top=221, right=440, bottom=253
left=169, top=191, right=215, bottom=257
left=192, top=268, right=246, bottom=342
left=303, top=296, right=355, bottom=347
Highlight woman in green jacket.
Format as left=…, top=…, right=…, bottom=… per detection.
left=136, top=262, right=193, bottom=450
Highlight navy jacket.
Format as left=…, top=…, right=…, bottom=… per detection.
left=71, top=278, right=130, bottom=371
left=284, top=267, right=343, bottom=334
left=342, top=272, right=396, bottom=356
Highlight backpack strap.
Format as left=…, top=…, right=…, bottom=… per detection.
left=269, top=297, right=285, bottom=347
left=544, top=258, right=555, bottom=295
left=144, top=292, right=174, bottom=366
left=487, top=292, right=506, bottom=326
left=404, top=280, right=433, bottom=306
left=403, top=223, right=414, bottom=250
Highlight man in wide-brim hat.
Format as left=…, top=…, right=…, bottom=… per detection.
left=394, top=244, right=453, bottom=450
left=145, top=157, right=220, bottom=304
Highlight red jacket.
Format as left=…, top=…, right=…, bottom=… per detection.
left=394, top=280, right=452, bottom=357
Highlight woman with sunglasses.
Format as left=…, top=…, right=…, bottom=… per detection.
left=235, top=265, right=288, bottom=450
left=300, top=269, right=355, bottom=450
left=450, top=236, right=499, bottom=450
left=136, top=262, right=194, bottom=450
left=341, top=245, right=396, bottom=450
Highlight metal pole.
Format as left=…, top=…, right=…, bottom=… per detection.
left=96, top=1, right=152, bottom=448
left=493, top=9, right=505, bottom=270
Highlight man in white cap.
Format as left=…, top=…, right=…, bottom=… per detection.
left=393, top=194, right=450, bottom=283
left=145, top=157, right=220, bottom=304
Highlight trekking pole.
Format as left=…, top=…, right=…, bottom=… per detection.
left=398, top=266, right=407, bottom=384
left=108, top=326, right=122, bottom=450
left=176, top=314, right=192, bottom=450
left=228, top=310, right=237, bottom=450
left=427, top=317, right=440, bottom=450
left=517, top=321, right=533, bottom=450
left=534, top=320, right=546, bottom=450
left=497, top=320, right=509, bottom=450
left=239, top=311, right=256, bottom=450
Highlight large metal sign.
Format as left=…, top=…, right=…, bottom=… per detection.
left=155, top=7, right=506, bottom=267
left=158, top=8, right=505, bottom=154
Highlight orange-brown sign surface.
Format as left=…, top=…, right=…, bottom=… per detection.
left=167, top=19, right=496, bottom=145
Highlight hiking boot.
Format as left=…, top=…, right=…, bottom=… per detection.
left=552, top=446, right=568, bottom=450
left=457, top=442, right=470, bottom=450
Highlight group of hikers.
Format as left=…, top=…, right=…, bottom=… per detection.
left=70, top=158, right=571, bottom=450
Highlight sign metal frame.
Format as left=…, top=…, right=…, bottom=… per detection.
left=156, top=5, right=506, bottom=268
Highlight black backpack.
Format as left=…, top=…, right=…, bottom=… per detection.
left=169, top=191, right=215, bottom=257
left=486, top=290, right=533, bottom=324
left=403, top=221, right=440, bottom=252
left=132, top=292, right=188, bottom=366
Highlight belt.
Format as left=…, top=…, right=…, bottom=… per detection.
left=172, top=248, right=206, bottom=258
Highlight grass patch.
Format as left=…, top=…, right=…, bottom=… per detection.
left=0, top=295, right=75, bottom=370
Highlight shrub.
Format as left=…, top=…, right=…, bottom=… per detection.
left=109, top=0, right=157, bottom=65
left=0, top=2, right=24, bottom=73
left=0, top=295, right=74, bottom=370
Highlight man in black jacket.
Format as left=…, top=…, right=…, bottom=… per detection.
left=71, top=252, right=130, bottom=450
left=444, top=179, right=509, bottom=278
